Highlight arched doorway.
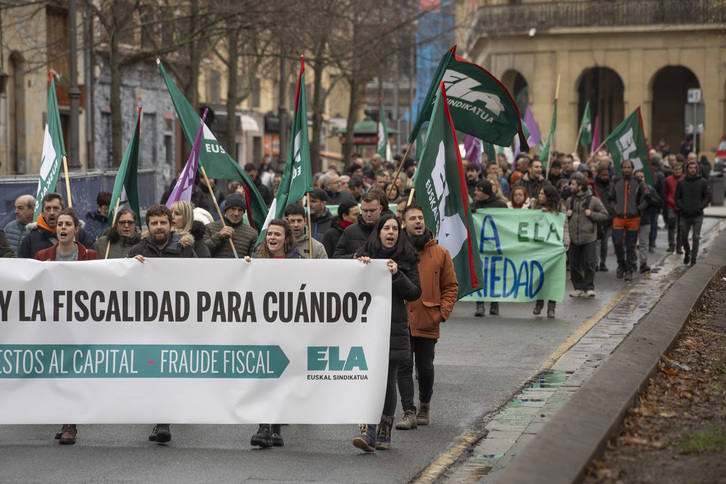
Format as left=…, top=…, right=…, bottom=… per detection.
left=576, top=67, right=625, bottom=157
left=650, top=66, right=700, bottom=156
left=500, top=70, right=528, bottom=117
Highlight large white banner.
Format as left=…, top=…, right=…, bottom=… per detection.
left=0, top=259, right=392, bottom=424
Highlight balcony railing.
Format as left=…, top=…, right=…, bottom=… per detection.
left=471, top=0, right=726, bottom=35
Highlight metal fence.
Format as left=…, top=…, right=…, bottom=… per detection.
left=0, top=169, right=158, bottom=228
left=472, top=0, right=726, bottom=34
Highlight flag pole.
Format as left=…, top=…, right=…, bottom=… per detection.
left=200, top=165, right=238, bottom=259
left=305, top=196, right=313, bottom=259
left=572, top=125, right=583, bottom=155
left=545, top=75, right=560, bottom=182
left=62, top=155, right=72, bottom=207
left=389, top=141, right=414, bottom=200
left=583, top=139, right=609, bottom=166
left=104, top=198, right=121, bottom=259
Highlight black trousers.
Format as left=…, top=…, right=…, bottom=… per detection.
left=397, top=336, right=437, bottom=413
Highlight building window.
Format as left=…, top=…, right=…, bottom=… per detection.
left=46, top=6, right=70, bottom=76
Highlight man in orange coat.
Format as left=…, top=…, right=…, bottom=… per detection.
left=395, top=204, right=458, bottom=430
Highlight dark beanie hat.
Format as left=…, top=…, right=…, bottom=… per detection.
left=309, top=188, right=329, bottom=202
left=225, top=192, right=246, bottom=212
left=476, top=179, right=493, bottom=196
left=550, top=160, right=562, bottom=168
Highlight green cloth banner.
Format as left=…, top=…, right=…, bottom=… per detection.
left=462, top=208, right=567, bottom=302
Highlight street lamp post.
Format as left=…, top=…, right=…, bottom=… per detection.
left=68, top=0, right=81, bottom=169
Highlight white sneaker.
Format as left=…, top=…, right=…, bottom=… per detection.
left=569, top=290, right=584, bottom=298
left=585, top=290, right=596, bottom=297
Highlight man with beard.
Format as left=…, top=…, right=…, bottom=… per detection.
left=204, top=192, right=258, bottom=258
left=284, top=203, right=327, bottom=259
left=565, top=174, right=608, bottom=297
left=675, top=160, right=711, bottom=266
left=128, top=204, right=196, bottom=445
left=465, top=163, right=481, bottom=203
left=395, top=204, right=458, bottom=431
left=333, top=192, right=383, bottom=258
left=18, top=192, right=95, bottom=258
left=514, top=159, right=549, bottom=202
left=609, top=160, right=647, bottom=282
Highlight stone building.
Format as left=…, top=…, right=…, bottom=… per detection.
left=456, top=0, right=726, bottom=161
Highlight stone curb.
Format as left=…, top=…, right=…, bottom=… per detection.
left=492, top=228, right=726, bottom=484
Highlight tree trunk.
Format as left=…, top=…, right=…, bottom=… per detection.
left=110, top=31, right=123, bottom=168
left=310, top=57, right=325, bottom=174
left=225, top=27, right=240, bottom=159
left=344, top=74, right=359, bottom=169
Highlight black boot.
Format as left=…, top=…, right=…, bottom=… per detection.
left=533, top=300, right=544, bottom=315
left=250, top=424, right=273, bottom=448
left=271, top=424, right=284, bottom=447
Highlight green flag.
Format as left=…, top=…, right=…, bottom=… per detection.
left=540, top=101, right=557, bottom=169
left=482, top=142, right=496, bottom=166
left=579, top=101, right=592, bottom=148
left=412, top=82, right=483, bottom=299
left=605, top=107, right=655, bottom=185
left=257, top=57, right=313, bottom=245
left=110, top=106, right=142, bottom=224
left=409, top=46, right=527, bottom=151
left=376, top=98, right=390, bottom=161
left=34, top=73, right=67, bottom=221
left=157, top=59, right=267, bottom=230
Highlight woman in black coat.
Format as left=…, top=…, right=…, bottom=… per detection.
left=353, top=213, right=421, bottom=452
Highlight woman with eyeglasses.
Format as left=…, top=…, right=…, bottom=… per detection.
left=94, top=208, right=142, bottom=259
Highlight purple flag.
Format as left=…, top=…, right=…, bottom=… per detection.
left=166, top=109, right=208, bottom=207
left=591, top=115, right=600, bottom=155
left=513, top=104, right=542, bottom=163
left=523, top=104, right=541, bottom=148
left=464, top=135, right=482, bottom=167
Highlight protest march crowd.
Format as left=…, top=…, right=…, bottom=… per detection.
left=0, top=140, right=712, bottom=451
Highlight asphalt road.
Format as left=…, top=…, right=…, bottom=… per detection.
left=1, top=218, right=721, bottom=484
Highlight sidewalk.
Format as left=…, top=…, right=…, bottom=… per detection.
left=486, top=216, right=726, bottom=483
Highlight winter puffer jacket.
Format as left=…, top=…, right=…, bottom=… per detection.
left=127, top=231, right=197, bottom=258
left=94, top=226, right=142, bottom=259
left=358, top=247, right=421, bottom=363
left=675, top=161, right=711, bottom=218
left=565, top=188, right=609, bottom=245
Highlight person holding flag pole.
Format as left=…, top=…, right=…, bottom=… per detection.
left=107, top=106, right=143, bottom=258
left=165, top=110, right=239, bottom=258
left=392, top=45, right=529, bottom=208
left=157, top=59, right=268, bottom=231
